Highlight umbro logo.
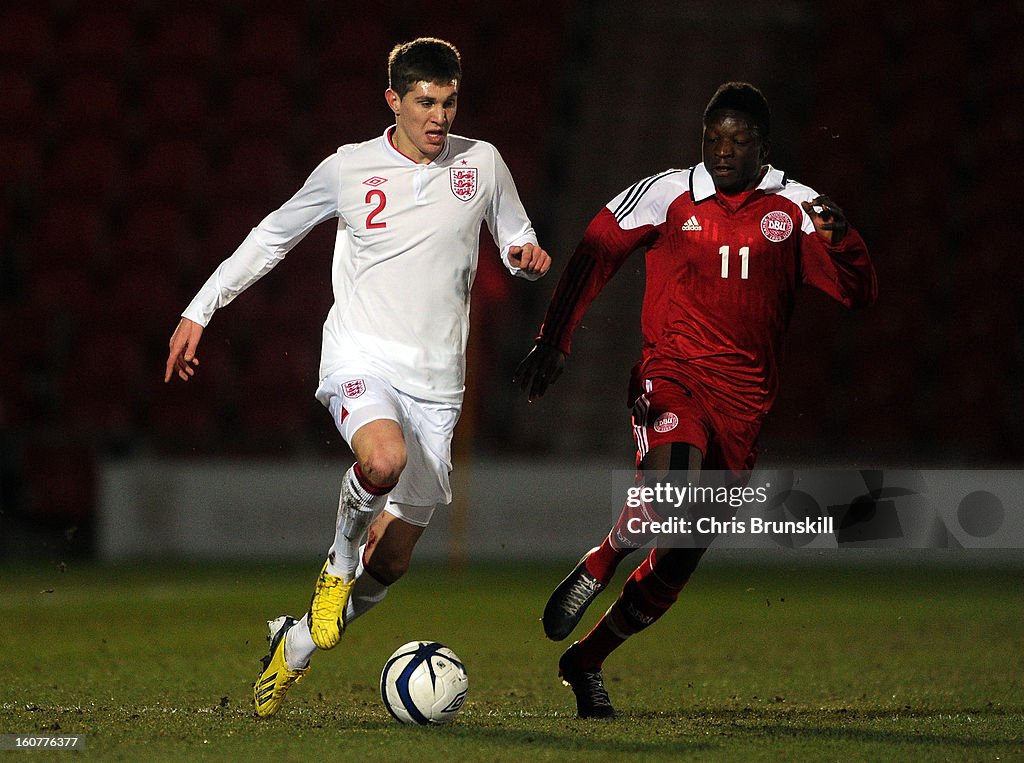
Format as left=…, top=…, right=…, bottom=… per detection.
left=680, top=215, right=702, bottom=231
left=362, top=176, right=387, bottom=187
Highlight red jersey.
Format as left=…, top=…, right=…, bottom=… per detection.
left=540, top=163, right=877, bottom=421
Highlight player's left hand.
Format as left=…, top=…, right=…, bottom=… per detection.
left=801, top=195, right=848, bottom=244
left=507, top=243, right=552, bottom=275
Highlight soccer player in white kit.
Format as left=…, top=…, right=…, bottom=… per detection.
left=163, top=38, right=551, bottom=717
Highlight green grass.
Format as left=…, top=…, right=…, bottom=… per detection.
left=1, top=557, right=1022, bottom=761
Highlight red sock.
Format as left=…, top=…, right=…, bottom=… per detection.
left=575, top=550, right=686, bottom=669
left=584, top=494, right=665, bottom=584
left=572, top=619, right=626, bottom=671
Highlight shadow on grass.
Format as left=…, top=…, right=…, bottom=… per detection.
left=627, top=704, right=1024, bottom=750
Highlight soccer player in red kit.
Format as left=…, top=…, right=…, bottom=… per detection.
left=515, top=82, right=877, bottom=718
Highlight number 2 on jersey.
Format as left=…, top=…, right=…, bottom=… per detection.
left=719, top=245, right=749, bottom=279
left=365, top=189, right=387, bottom=229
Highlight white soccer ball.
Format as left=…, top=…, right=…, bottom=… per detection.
left=380, top=641, right=469, bottom=725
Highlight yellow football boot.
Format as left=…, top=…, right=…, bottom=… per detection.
left=308, top=561, right=354, bottom=650
left=253, top=616, right=309, bottom=717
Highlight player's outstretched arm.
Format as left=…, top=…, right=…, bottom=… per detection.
left=507, top=243, right=552, bottom=276
left=164, top=317, right=204, bottom=383
left=513, top=341, right=565, bottom=402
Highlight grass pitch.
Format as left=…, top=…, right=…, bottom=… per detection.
left=1, top=556, right=1022, bottom=761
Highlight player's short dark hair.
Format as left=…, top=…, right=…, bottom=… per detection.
left=703, top=82, right=770, bottom=138
left=388, top=38, right=462, bottom=97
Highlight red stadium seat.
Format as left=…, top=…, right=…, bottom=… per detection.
left=147, top=394, right=222, bottom=455
left=227, top=13, right=301, bottom=75
left=843, top=361, right=919, bottom=442
left=111, top=199, right=194, bottom=267
left=41, top=133, right=127, bottom=203
left=126, top=137, right=210, bottom=203
left=141, top=7, right=221, bottom=74
left=241, top=330, right=320, bottom=395
left=55, top=329, right=147, bottom=445
left=0, top=303, right=54, bottom=426
left=223, top=73, right=295, bottom=140
left=0, top=133, right=43, bottom=187
left=0, top=6, right=54, bottom=72
left=60, top=7, right=136, bottom=72
left=108, top=266, right=185, bottom=333
left=0, top=71, right=44, bottom=134
left=28, top=199, right=109, bottom=271
left=314, top=18, right=390, bottom=73
left=231, top=329, right=320, bottom=454
left=136, top=72, right=211, bottom=140
left=308, top=77, right=384, bottom=156
left=26, top=266, right=104, bottom=323
left=20, top=442, right=96, bottom=522
left=195, top=204, right=269, bottom=268
left=53, top=70, right=126, bottom=134
left=209, top=138, right=298, bottom=206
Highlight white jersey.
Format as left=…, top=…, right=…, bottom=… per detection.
left=183, top=127, right=541, bottom=404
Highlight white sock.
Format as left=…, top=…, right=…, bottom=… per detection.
left=327, top=464, right=390, bottom=580
left=284, top=616, right=315, bottom=669
left=343, top=551, right=390, bottom=624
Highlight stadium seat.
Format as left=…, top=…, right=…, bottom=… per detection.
left=140, top=7, right=220, bottom=74
left=0, top=6, right=54, bottom=73
left=51, top=325, right=146, bottom=446
left=125, top=137, right=210, bottom=204
left=195, top=203, right=270, bottom=269
left=19, top=441, right=96, bottom=522
left=41, top=133, right=127, bottom=203
left=223, top=73, right=295, bottom=140
left=0, top=133, right=42, bottom=188
left=488, top=21, right=561, bottom=79
left=59, top=7, right=136, bottom=73
left=28, top=199, right=109, bottom=271
left=0, top=71, right=44, bottom=134
left=209, top=138, right=298, bottom=206
left=147, top=394, right=222, bottom=454
left=231, top=328, right=320, bottom=453
left=108, top=266, right=186, bottom=334
left=314, top=17, right=390, bottom=72
left=241, top=330, right=320, bottom=396
left=0, top=304, right=54, bottom=427
left=227, top=13, right=302, bottom=76
left=843, top=363, right=919, bottom=442
left=53, top=70, right=126, bottom=135
left=308, top=76, right=384, bottom=156
left=111, top=199, right=194, bottom=270
left=136, top=71, right=211, bottom=140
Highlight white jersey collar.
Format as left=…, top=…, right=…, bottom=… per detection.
left=691, top=162, right=787, bottom=202
left=382, top=126, right=451, bottom=166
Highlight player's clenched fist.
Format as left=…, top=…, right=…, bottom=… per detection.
left=164, top=317, right=204, bottom=383
left=507, top=243, right=552, bottom=275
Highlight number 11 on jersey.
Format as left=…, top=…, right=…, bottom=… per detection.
left=719, top=245, right=749, bottom=279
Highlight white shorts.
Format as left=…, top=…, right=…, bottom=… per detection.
left=315, top=370, right=461, bottom=527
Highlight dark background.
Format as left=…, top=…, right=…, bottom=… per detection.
left=2, top=0, right=1021, bottom=556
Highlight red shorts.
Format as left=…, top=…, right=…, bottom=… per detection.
left=631, top=376, right=760, bottom=475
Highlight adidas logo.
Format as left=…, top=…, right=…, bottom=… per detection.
left=680, top=215, right=702, bottom=231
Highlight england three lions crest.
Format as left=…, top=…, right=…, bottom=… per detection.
left=450, top=167, right=478, bottom=201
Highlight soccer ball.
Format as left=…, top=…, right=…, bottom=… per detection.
left=380, top=641, right=468, bottom=724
